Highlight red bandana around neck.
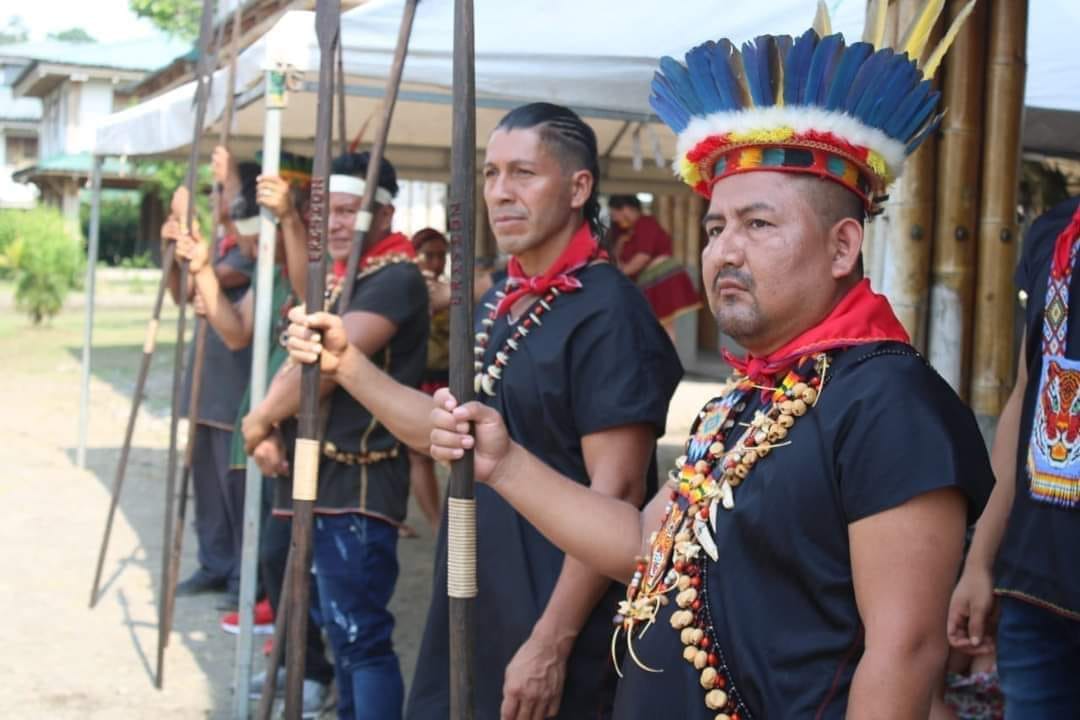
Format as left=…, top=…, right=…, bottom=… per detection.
left=495, top=223, right=608, bottom=317
left=1051, top=202, right=1080, bottom=280
left=722, top=278, right=910, bottom=385
left=332, top=232, right=415, bottom=279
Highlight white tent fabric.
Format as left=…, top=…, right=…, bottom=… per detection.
left=94, top=0, right=1080, bottom=159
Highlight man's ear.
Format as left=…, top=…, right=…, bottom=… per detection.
left=830, top=217, right=864, bottom=280
left=569, top=169, right=594, bottom=211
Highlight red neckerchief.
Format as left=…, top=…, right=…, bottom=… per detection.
left=332, top=232, right=415, bottom=279
left=495, top=223, right=608, bottom=317
left=1051, top=202, right=1080, bottom=280
left=723, top=278, right=910, bottom=385
left=218, top=232, right=238, bottom=258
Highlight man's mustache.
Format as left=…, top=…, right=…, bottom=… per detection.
left=711, top=267, right=755, bottom=292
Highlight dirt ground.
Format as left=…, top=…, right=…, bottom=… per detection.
left=0, top=272, right=721, bottom=719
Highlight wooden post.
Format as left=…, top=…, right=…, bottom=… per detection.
left=685, top=193, right=706, bottom=285
left=448, top=0, right=477, bottom=717
left=926, top=0, right=988, bottom=397
left=877, top=0, right=942, bottom=353
left=655, top=194, right=675, bottom=236
left=971, top=0, right=1027, bottom=417
left=671, top=192, right=688, bottom=264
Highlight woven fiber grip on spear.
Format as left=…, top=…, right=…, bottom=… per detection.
left=448, top=0, right=478, bottom=717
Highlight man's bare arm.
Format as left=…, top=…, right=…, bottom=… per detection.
left=847, top=488, right=967, bottom=718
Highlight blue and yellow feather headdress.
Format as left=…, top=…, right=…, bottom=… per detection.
left=651, top=0, right=976, bottom=213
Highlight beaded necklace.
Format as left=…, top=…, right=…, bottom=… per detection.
left=473, top=287, right=562, bottom=397
left=613, top=352, right=830, bottom=720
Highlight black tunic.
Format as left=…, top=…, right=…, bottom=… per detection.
left=612, top=342, right=993, bottom=719
left=997, top=195, right=1080, bottom=617
left=407, top=263, right=683, bottom=719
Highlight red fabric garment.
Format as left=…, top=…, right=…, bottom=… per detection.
left=1051, top=202, right=1080, bottom=279
left=218, top=232, right=238, bottom=258
left=332, top=232, right=415, bottom=279
left=494, top=223, right=607, bottom=317
left=618, top=215, right=672, bottom=266
left=722, top=278, right=910, bottom=384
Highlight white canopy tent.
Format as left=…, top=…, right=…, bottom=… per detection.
left=80, top=3, right=1080, bottom=712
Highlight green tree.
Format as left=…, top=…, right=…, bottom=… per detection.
left=0, top=16, right=28, bottom=44
left=48, top=27, right=96, bottom=43
left=0, top=207, right=85, bottom=325
left=128, top=0, right=201, bottom=40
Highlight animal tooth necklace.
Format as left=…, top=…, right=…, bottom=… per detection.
left=612, top=353, right=830, bottom=720
left=473, top=287, right=561, bottom=397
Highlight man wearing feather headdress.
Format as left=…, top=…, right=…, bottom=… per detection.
left=428, top=2, right=996, bottom=717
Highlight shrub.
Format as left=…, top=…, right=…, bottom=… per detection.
left=0, top=207, right=85, bottom=324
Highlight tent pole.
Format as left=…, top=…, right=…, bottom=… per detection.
left=971, top=0, right=1027, bottom=419
left=78, top=154, right=104, bottom=469
left=231, top=68, right=284, bottom=719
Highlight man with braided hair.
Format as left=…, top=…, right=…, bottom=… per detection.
left=283, top=102, right=683, bottom=718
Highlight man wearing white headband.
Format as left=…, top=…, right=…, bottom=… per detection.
left=243, top=151, right=430, bottom=720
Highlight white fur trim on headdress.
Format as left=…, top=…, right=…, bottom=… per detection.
left=674, top=106, right=908, bottom=182
left=329, top=174, right=394, bottom=205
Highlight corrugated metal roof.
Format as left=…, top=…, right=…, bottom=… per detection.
left=0, top=35, right=192, bottom=73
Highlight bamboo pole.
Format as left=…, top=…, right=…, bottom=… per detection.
left=926, top=0, right=988, bottom=397
left=877, top=0, right=942, bottom=352
left=970, top=0, right=1027, bottom=417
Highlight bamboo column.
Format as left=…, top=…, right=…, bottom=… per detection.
left=970, top=0, right=1027, bottom=417
left=654, top=194, right=675, bottom=236
left=877, top=0, right=942, bottom=353
left=926, top=0, right=988, bottom=397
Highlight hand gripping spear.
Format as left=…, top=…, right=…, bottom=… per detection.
left=282, top=0, right=338, bottom=716
left=448, top=0, right=478, bottom=717
left=86, top=0, right=218, bottom=613
left=159, top=0, right=244, bottom=684
left=155, top=0, right=219, bottom=691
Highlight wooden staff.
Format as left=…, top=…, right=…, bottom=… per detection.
left=155, top=0, right=218, bottom=690
left=282, top=0, right=338, bottom=715
left=337, top=32, right=348, bottom=158
left=335, top=0, right=419, bottom=312
left=255, top=549, right=292, bottom=720
left=160, top=0, right=244, bottom=659
left=926, top=0, right=988, bottom=397
left=448, top=0, right=477, bottom=717
left=971, top=0, right=1027, bottom=417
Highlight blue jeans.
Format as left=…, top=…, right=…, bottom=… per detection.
left=997, top=596, right=1080, bottom=718
left=314, top=514, right=403, bottom=720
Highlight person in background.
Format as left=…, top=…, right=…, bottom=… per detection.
left=608, top=193, right=701, bottom=343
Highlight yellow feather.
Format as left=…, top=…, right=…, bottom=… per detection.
left=862, top=0, right=889, bottom=49
left=813, top=0, right=832, bottom=38
left=922, top=0, right=978, bottom=78
left=898, top=0, right=945, bottom=60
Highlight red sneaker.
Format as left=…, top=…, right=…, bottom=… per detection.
left=220, top=598, right=274, bottom=635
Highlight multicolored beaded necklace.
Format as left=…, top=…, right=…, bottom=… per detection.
left=473, top=287, right=561, bottom=397
left=613, top=352, right=831, bottom=720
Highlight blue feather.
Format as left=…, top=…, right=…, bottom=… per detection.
left=784, top=29, right=818, bottom=106
left=864, top=56, right=920, bottom=128
left=815, top=35, right=846, bottom=104
left=843, top=48, right=893, bottom=113
left=708, top=39, right=744, bottom=111
left=649, top=90, right=690, bottom=134
left=802, top=33, right=843, bottom=104
left=883, top=79, right=931, bottom=136
left=906, top=112, right=943, bottom=154
left=853, top=53, right=909, bottom=121
left=897, top=90, right=941, bottom=143
left=660, top=56, right=704, bottom=117
left=686, top=42, right=724, bottom=114
left=744, top=36, right=776, bottom=107
left=824, top=42, right=873, bottom=110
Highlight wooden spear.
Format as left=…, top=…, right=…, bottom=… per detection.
left=160, top=0, right=243, bottom=659
left=448, top=0, right=477, bottom=717
left=155, top=0, right=219, bottom=690
left=971, top=0, right=1027, bottom=417
left=335, top=0, right=419, bottom=312
left=282, top=0, right=338, bottom=715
